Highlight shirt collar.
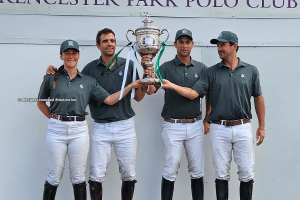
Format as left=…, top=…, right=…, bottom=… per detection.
left=218, top=57, right=245, bottom=69
left=174, top=55, right=195, bottom=67
left=61, top=67, right=83, bottom=78
left=96, top=56, right=105, bottom=66
left=97, top=56, right=120, bottom=71
left=77, top=71, right=84, bottom=78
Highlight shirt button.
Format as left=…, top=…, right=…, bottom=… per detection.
left=67, top=77, right=69, bottom=79
left=185, top=73, right=187, bottom=75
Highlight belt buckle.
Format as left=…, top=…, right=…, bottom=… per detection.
left=187, top=119, right=193, bottom=123
left=225, top=120, right=234, bottom=126
left=65, top=116, right=72, bottom=121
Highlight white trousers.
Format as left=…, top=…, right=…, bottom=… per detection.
left=161, top=120, right=205, bottom=182
left=89, top=118, right=137, bottom=183
left=210, top=122, right=255, bottom=182
left=45, top=118, right=89, bottom=186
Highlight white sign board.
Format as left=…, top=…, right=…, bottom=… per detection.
left=1, top=0, right=300, bottom=18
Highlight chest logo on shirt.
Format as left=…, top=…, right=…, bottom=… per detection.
left=195, top=74, right=198, bottom=78
left=80, top=84, right=83, bottom=89
left=241, top=74, right=245, bottom=78
left=119, top=71, right=123, bottom=76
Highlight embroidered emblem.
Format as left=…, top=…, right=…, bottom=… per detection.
left=182, top=29, right=187, bottom=34
left=119, top=71, right=123, bottom=76
left=68, top=41, right=74, bottom=46
left=241, top=74, right=245, bottom=78
left=80, top=84, right=83, bottom=89
left=195, top=74, right=198, bottom=78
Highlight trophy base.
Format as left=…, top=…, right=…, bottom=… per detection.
left=139, top=77, right=160, bottom=85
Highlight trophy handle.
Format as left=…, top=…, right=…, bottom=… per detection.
left=126, top=29, right=135, bottom=42
left=160, top=29, right=170, bottom=43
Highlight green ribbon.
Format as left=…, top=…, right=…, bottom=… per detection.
left=155, top=42, right=166, bottom=83
left=101, top=42, right=132, bottom=76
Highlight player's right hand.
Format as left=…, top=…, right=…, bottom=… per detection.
left=46, top=65, right=57, bottom=75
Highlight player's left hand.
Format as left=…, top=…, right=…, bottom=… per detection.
left=256, top=127, right=265, bottom=146
left=203, top=120, right=210, bottom=135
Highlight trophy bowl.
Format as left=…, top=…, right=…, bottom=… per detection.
left=126, top=13, right=169, bottom=85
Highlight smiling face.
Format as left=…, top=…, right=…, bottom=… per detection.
left=60, top=49, right=80, bottom=69
left=217, top=41, right=237, bottom=60
left=174, top=36, right=194, bottom=58
left=96, top=33, right=116, bottom=57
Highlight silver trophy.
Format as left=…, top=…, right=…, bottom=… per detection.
left=126, top=13, right=169, bottom=85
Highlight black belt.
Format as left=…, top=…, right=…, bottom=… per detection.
left=211, top=119, right=250, bottom=126
left=52, top=115, right=85, bottom=121
left=164, top=116, right=202, bottom=124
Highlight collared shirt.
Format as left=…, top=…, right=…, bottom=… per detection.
left=38, top=68, right=110, bottom=116
left=159, top=56, right=207, bottom=119
left=81, top=56, right=139, bottom=123
left=192, top=58, right=262, bottom=120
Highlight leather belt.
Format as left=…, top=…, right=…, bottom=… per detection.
left=164, top=116, right=202, bottom=124
left=52, top=115, right=85, bottom=121
left=211, top=119, right=250, bottom=126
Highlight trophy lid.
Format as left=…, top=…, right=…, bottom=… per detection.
left=136, top=13, right=160, bottom=31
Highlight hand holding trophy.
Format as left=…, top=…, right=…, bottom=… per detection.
left=126, top=12, right=169, bottom=85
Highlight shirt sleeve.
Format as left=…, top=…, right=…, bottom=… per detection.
left=90, top=79, right=110, bottom=106
left=252, top=67, right=262, bottom=97
left=192, top=70, right=209, bottom=98
left=37, top=75, right=51, bottom=100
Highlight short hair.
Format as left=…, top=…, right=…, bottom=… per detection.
left=229, top=41, right=239, bottom=52
left=96, top=28, right=116, bottom=45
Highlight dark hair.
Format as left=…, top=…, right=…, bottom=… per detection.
left=53, top=65, right=64, bottom=89
left=96, top=28, right=116, bottom=45
left=229, top=41, right=239, bottom=52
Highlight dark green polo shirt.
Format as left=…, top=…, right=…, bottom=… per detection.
left=38, top=69, right=110, bottom=116
left=192, top=59, right=262, bottom=120
left=82, top=57, right=139, bottom=123
left=159, top=56, right=207, bottom=119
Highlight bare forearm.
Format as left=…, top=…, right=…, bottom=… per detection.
left=104, top=84, right=134, bottom=105
left=205, top=94, right=211, bottom=118
left=37, top=101, right=51, bottom=119
left=169, top=83, right=199, bottom=100
left=134, top=86, right=146, bottom=101
left=254, top=95, right=265, bottom=128
left=146, top=85, right=157, bottom=95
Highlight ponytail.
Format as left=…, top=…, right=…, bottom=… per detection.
left=53, top=65, right=64, bottom=89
